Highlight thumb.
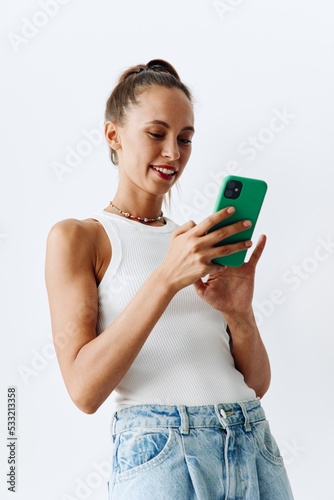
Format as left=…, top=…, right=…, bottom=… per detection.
left=193, top=278, right=205, bottom=296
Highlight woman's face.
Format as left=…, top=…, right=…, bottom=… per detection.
left=109, top=85, right=195, bottom=196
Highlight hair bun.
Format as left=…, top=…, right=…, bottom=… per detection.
left=118, top=59, right=181, bottom=83
left=146, top=59, right=181, bottom=80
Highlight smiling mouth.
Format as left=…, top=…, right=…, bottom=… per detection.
left=150, top=166, right=177, bottom=176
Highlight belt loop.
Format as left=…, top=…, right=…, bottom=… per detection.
left=112, top=412, right=118, bottom=442
left=239, top=402, right=251, bottom=432
left=178, top=405, right=189, bottom=435
left=214, top=404, right=227, bottom=429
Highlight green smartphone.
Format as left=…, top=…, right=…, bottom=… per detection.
left=209, top=175, right=267, bottom=267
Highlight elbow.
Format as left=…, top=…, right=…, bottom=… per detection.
left=64, top=369, right=117, bottom=414
left=75, top=401, right=99, bottom=415
left=68, top=387, right=103, bottom=415
left=71, top=394, right=99, bottom=414
left=254, top=376, right=271, bottom=399
left=255, top=385, right=270, bottom=399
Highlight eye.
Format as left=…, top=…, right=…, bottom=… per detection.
left=178, top=137, right=192, bottom=145
left=148, top=132, right=164, bottom=139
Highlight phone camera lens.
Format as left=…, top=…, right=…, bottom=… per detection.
left=227, top=181, right=236, bottom=189
left=224, top=179, right=243, bottom=199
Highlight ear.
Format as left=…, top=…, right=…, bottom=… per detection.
left=104, top=121, right=122, bottom=151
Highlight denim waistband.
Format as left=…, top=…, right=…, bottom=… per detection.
left=112, top=397, right=265, bottom=437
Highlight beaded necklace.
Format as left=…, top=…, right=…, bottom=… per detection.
left=109, top=201, right=164, bottom=223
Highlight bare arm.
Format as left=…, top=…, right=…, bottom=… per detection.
left=194, top=234, right=271, bottom=398
left=45, top=220, right=176, bottom=414
left=45, top=209, right=258, bottom=414
left=225, top=312, right=271, bottom=398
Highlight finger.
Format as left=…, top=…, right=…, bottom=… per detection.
left=192, top=207, right=236, bottom=236
left=204, top=219, right=252, bottom=247
left=172, top=220, right=196, bottom=237
left=208, top=239, right=253, bottom=261
left=247, top=234, right=267, bottom=268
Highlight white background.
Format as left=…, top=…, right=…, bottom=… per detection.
left=1, top=1, right=333, bottom=499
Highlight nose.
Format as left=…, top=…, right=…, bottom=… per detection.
left=161, top=137, right=180, bottom=161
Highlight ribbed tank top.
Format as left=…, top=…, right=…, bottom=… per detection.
left=92, top=211, right=256, bottom=409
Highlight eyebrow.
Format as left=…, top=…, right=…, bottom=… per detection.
left=144, top=120, right=195, bottom=133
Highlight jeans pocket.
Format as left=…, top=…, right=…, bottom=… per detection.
left=253, top=420, right=285, bottom=466
left=114, top=427, right=171, bottom=476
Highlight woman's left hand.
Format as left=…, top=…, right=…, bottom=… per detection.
left=193, top=234, right=266, bottom=316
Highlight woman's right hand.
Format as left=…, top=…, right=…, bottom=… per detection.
left=159, top=207, right=253, bottom=292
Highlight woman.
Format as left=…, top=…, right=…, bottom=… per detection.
left=45, top=59, right=294, bottom=499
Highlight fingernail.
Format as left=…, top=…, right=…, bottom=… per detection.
left=243, top=220, right=252, bottom=228
left=245, top=240, right=252, bottom=247
left=227, top=207, right=235, bottom=214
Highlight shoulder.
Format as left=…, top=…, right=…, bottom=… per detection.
left=46, top=218, right=104, bottom=266
left=47, top=218, right=101, bottom=250
left=47, top=217, right=99, bottom=241
left=46, top=218, right=111, bottom=281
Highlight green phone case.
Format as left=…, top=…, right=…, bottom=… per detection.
left=209, top=175, right=267, bottom=267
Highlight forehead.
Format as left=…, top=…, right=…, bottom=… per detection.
left=130, top=86, right=194, bottom=126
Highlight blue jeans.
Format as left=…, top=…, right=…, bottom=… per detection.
left=108, top=398, right=294, bottom=499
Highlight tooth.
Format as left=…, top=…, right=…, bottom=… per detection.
left=152, top=166, right=174, bottom=175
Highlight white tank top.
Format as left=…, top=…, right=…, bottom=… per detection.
left=92, top=210, right=256, bottom=409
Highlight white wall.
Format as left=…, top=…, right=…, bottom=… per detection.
left=1, top=1, right=333, bottom=498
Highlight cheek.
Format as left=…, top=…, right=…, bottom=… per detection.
left=140, top=136, right=160, bottom=154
